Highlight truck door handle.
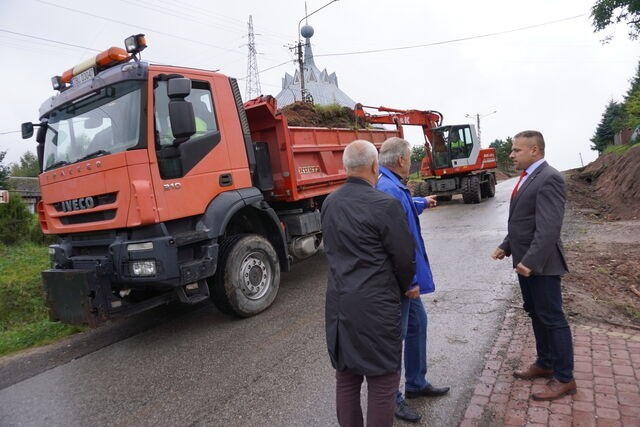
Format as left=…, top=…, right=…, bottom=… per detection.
left=219, top=174, right=233, bottom=187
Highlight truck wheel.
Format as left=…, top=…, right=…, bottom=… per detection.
left=461, top=176, right=482, bottom=204
left=412, top=181, right=426, bottom=197
left=209, top=234, right=280, bottom=317
left=486, top=174, right=496, bottom=198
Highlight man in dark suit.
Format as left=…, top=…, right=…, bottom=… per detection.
left=492, top=130, right=576, bottom=401
left=322, top=139, right=417, bottom=426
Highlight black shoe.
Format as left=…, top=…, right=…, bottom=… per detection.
left=405, top=384, right=450, bottom=399
left=394, top=399, right=422, bottom=423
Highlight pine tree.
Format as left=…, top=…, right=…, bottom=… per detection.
left=591, top=100, right=625, bottom=152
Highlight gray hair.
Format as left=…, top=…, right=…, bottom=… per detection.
left=379, top=137, right=411, bottom=167
left=343, top=140, right=378, bottom=173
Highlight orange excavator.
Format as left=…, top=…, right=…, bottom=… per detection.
left=355, top=104, right=497, bottom=204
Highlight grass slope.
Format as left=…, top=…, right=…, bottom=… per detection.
left=0, top=243, right=83, bottom=357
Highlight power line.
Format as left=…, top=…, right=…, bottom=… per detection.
left=0, top=26, right=291, bottom=83
left=257, top=60, right=292, bottom=75
left=118, top=0, right=248, bottom=36
left=0, top=28, right=99, bottom=52
left=316, top=13, right=587, bottom=58
left=35, top=0, right=241, bottom=55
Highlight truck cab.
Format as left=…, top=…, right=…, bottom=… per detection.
left=23, top=35, right=286, bottom=325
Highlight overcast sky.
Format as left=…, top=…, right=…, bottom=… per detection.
left=1, top=0, right=638, bottom=171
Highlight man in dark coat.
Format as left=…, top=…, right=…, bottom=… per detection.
left=322, top=139, right=417, bottom=427
left=492, top=130, right=576, bottom=401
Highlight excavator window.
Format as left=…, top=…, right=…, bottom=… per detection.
left=449, top=127, right=472, bottom=160
left=431, top=131, right=450, bottom=168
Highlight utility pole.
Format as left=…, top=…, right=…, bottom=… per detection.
left=465, top=110, right=497, bottom=144
left=245, top=15, right=262, bottom=100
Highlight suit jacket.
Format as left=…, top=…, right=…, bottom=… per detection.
left=499, top=161, right=569, bottom=276
left=322, top=177, right=416, bottom=376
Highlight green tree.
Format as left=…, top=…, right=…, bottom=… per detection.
left=411, top=145, right=426, bottom=163
left=591, top=100, right=625, bottom=152
left=591, top=0, right=640, bottom=40
left=622, top=61, right=640, bottom=129
left=0, top=191, right=31, bottom=245
left=489, top=137, right=514, bottom=173
left=10, top=151, right=39, bottom=177
left=0, top=151, right=10, bottom=190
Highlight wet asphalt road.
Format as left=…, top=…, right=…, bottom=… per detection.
left=0, top=179, right=518, bottom=426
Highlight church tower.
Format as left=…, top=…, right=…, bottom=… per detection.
left=275, top=24, right=356, bottom=108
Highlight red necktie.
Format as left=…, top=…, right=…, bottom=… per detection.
left=511, top=170, right=528, bottom=199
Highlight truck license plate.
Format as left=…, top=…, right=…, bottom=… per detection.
left=72, top=68, right=95, bottom=86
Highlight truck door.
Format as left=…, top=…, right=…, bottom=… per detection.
left=149, top=74, right=236, bottom=222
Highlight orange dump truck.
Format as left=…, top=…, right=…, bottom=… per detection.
left=21, top=35, right=400, bottom=326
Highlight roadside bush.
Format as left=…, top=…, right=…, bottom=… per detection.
left=0, top=192, right=31, bottom=245
left=29, top=215, right=57, bottom=246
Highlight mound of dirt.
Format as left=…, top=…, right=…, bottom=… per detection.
left=280, top=102, right=366, bottom=128
left=562, top=145, right=640, bottom=328
left=568, top=145, right=640, bottom=220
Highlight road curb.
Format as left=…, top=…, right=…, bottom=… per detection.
left=460, top=307, right=640, bottom=426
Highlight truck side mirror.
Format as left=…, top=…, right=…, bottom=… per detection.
left=36, top=124, right=47, bottom=144
left=21, top=122, right=34, bottom=139
left=167, top=78, right=191, bottom=98
left=167, top=78, right=196, bottom=141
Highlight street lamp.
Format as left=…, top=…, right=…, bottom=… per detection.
left=297, top=0, right=339, bottom=103
left=465, top=110, right=497, bottom=144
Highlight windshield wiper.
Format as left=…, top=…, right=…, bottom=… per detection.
left=45, top=160, right=70, bottom=171
left=77, top=150, right=111, bottom=162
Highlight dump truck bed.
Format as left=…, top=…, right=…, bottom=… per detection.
left=244, top=98, right=399, bottom=202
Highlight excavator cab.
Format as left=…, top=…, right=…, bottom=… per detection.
left=431, top=124, right=475, bottom=167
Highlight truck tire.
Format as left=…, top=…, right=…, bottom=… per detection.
left=485, top=174, right=496, bottom=198
left=412, top=181, right=427, bottom=197
left=461, top=176, right=482, bottom=204
left=209, top=234, right=280, bottom=317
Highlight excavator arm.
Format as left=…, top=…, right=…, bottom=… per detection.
left=354, top=103, right=443, bottom=176
left=355, top=103, right=443, bottom=138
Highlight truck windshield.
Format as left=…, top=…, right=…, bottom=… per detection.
left=42, top=81, right=144, bottom=171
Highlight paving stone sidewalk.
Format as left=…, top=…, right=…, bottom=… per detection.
left=460, top=307, right=640, bottom=427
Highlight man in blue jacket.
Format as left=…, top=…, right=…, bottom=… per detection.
left=377, top=137, right=450, bottom=423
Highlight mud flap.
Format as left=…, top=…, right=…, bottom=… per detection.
left=42, top=269, right=111, bottom=327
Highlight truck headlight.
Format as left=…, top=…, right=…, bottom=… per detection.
left=127, top=242, right=153, bottom=252
left=130, top=260, right=157, bottom=277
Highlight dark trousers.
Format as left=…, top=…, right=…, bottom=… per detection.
left=518, top=274, right=574, bottom=382
left=336, top=370, right=400, bottom=427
